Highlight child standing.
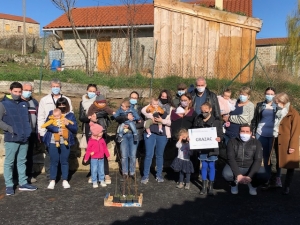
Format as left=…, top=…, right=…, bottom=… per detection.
left=84, top=122, right=110, bottom=188
left=144, top=98, right=165, bottom=137
left=193, top=102, right=223, bottom=195
left=170, top=129, right=194, bottom=189
left=113, top=100, right=141, bottom=143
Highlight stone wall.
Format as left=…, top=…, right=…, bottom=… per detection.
left=0, top=19, right=39, bottom=37
left=255, top=45, right=280, bottom=69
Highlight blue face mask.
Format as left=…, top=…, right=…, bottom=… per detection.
left=239, top=95, right=248, bottom=103
left=22, top=91, right=32, bottom=99
left=129, top=99, right=137, bottom=105
left=177, top=90, right=185, bottom=96
left=265, top=95, right=274, bottom=102
left=87, top=92, right=96, bottom=99
left=52, top=87, right=61, bottom=95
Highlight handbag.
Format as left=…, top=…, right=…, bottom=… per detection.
left=79, top=134, right=87, bottom=149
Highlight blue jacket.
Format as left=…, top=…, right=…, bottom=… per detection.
left=113, top=106, right=141, bottom=121
left=43, top=110, right=78, bottom=147
left=1, top=95, right=31, bottom=143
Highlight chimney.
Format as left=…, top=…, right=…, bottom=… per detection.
left=215, top=0, right=223, bottom=10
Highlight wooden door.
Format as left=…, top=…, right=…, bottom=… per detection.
left=97, top=38, right=111, bottom=72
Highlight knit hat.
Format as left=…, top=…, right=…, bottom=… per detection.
left=176, top=106, right=185, bottom=114
left=89, top=122, right=103, bottom=136
left=95, top=94, right=106, bottom=103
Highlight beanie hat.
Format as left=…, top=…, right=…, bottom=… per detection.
left=95, top=94, right=106, bottom=103
left=89, top=122, right=103, bottom=136
left=176, top=106, right=185, bottom=114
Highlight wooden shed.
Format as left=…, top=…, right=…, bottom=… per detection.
left=154, top=0, right=262, bottom=82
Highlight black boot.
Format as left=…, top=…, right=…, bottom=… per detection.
left=199, top=180, right=208, bottom=195
left=282, top=169, right=294, bottom=195
left=208, top=181, right=214, bottom=196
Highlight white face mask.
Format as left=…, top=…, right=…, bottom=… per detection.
left=197, top=87, right=205, bottom=93
left=240, top=133, right=251, bottom=142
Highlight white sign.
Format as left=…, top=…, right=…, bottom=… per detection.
left=188, top=128, right=218, bottom=150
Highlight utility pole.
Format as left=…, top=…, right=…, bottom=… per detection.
left=22, top=0, right=26, bottom=55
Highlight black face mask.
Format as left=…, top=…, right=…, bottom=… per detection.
left=58, top=106, right=66, bottom=113
left=182, top=139, right=188, bottom=143
left=202, top=112, right=210, bottom=119
left=160, top=98, right=168, bottom=105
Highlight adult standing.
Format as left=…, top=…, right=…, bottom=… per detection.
left=173, top=83, right=187, bottom=107
left=43, top=98, right=77, bottom=189
left=0, top=82, right=37, bottom=196
left=114, top=91, right=144, bottom=179
left=251, top=87, right=279, bottom=188
left=37, top=78, right=73, bottom=179
left=224, top=86, right=254, bottom=144
left=190, top=76, right=221, bottom=118
left=21, top=82, right=39, bottom=183
left=140, top=90, right=173, bottom=184
left=272, top=93, right=300, bottom=195
left=222, top=124, right=268, bottom=195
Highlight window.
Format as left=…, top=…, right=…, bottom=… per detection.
left=18, top=26, right=22, bottom=32
left=28, top=27, right=33, bottom=34
left=5, top=24, right=10, bottom=31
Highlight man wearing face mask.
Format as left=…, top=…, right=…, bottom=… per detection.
left=0, top=82, right=37, bottom=195
left=173, top=83, right=187, bottom=106
left=190, top=77, right=221, bottom=119
left=21, top=82, right=39, bottom=183
left=37, top=78, right=73, bottom=179
left=222, top=124, right=268, bottom=195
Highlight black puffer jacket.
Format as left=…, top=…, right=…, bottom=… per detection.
left=226, top=137, right=263, bottom=178
left=193, top=114, right=223, bottom=156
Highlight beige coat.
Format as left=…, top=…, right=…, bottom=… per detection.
left=277, top=105, right=300, bottom=169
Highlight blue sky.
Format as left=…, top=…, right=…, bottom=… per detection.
left=1, top=0, right=298, bottom=39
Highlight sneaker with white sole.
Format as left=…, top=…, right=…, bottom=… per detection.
left=93, top=182, right=98, bottom=188
left=88, top=177, right=92, bottom=184
left=47, top=180, right=55, bottom=189
left=62, top=180, right=70, bottom=189
left=248, top=183, right=257, bottom=195
left=100, top=181, right=107, bottom=187
left=231, top=184, right=238, bottom=194
left=276, top=177, right=282, bottom=188
left=140, top=177, right=149, bottom=184
left=19, top=183, right=37, bottom=191
left=105, top=175, right=112, bottom=184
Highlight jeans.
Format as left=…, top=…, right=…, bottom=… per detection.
left=4, top=142, right=28, bottom=187
left=48, top=144, right=70, bottom=180
left=256, top=134, right=281, bottom=178
left=118, top=122, right=137, bottom=137
left=222, top=164, right=268, bottom=188
left=26, top=133, right=36, bottom=176
left=143, top=133, right=168, bottom=179
left=120, top=133, right=138, bottom=175
left=90, top=158, right=105, bottom=183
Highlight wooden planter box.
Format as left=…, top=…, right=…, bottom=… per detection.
left=104, top=193, right=143, bottom=207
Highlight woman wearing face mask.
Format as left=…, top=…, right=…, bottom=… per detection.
left=43, top=98, right=78, bottom=189
left=224, top=86, right=254, bottom=144
left=193, top=102, right=223, bottom=195
left=173, top=83, right=187, bottom=106
left=114, top=91, right=144, bottom=180
left=272, top=93, right=300, bottom=195
left=251, top=87, right=279, bottom=189
left=140, top=90, right=173, bottom=184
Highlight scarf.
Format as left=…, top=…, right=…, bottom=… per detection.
left=81, top=94, right=96, bottom=111
left=273, top=102, right=290, bottom=137
left=158, top=101, right=171, bottom=115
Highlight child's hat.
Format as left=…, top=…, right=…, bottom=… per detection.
left=89, top=122, right=103, bottom=135
left=176, top=106, right=185, bottom=114
left=95, top=94, right=106, bottom=103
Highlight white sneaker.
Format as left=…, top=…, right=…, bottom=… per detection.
left=88, top=177, right=92, bottom=183
left=105, top=175, right=112, bottom=184
left=62, top=180, right=71, bottom=189
left=47, top=180, right=55, bottom=189
left=100, top=181, right=107, bottom=187
left=93, top=182, right=98, bottom=188
left=231, top=184, right=238, bottom=194
left=248, top=183, right=257, bottom=195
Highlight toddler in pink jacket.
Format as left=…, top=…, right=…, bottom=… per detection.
left=84, top=122, right=110, bottom=188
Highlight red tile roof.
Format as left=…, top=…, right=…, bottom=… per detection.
left=0, top=13, right=39, bottom=24
left=256, top=38, right=288, bottom=46
left=190, top=0, right=252, bottom=17
left=44, top=4, right=154, bottom=29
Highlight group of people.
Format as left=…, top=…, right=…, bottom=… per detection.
left=0, top=76, right=299, bottom=197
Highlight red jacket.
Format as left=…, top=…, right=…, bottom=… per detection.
left=84, top=137, right=110, bottom=160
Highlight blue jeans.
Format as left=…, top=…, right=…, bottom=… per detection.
left=48, top=144, right=70, bottom=180
left=143, top=133, right=168, bottom=179
left=90, top=158, right=104, bottom=182
left=4, top=142, right=28, bottom=187
left=120, top=133, right=138, bottom=175
left=256, top=134, right=281, bottom=178
left=118, top=122, right=137, bottom=137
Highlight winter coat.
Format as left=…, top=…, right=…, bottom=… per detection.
left=251, top=101, right=276, bottom=134
left=276, top=105, right=300, bottom=169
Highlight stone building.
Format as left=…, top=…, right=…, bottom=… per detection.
left=0, top=13, right=40, bottom=38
